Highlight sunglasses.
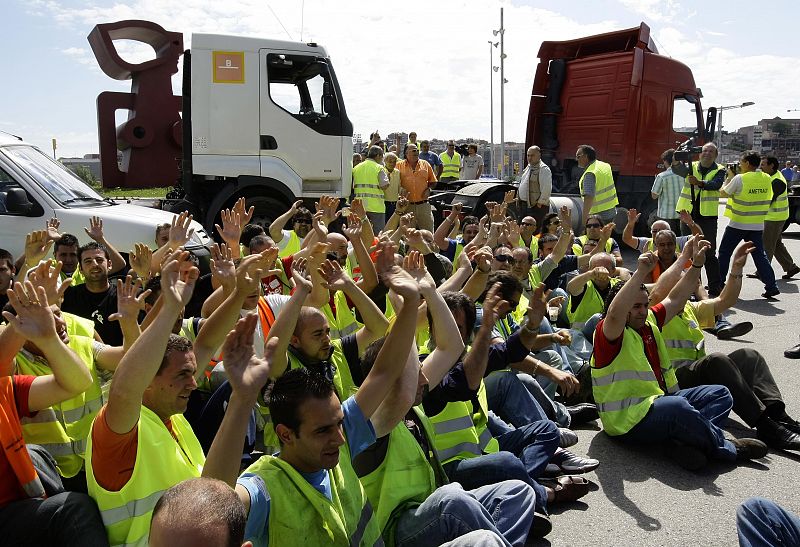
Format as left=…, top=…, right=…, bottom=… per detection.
left=586, top=223, right=601, bottom=229
left=548, top=219, right=561, bottom=226
left=295, top=219, right=312, bottom=225
left=521, top=222, right=535, bottom=227
left=494, top=255, right=513, bottom=263
left=327, top=253, right=346, bottom=261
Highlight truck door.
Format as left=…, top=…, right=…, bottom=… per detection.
left=259, top=50, right=345, bottom=187
left=0, top=153, right=50, bottom=259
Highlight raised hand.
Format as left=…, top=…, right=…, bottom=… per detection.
left=318, top=259, right=351, bottom=291
left=343, top=215, right=363, bottom=242
left=627, top=208, right=640, bottom=224
left=403, top=250, right=436, bottom=292
left=489, top=202, right=507, bottom=223
left=221, top=314, right=273, bottom=403
left=306, top=242, right=331, bottom=269
left=291, top=257, right=314, bottom=293
left=403, top=228, right=430, bottom=253
left=2, top=282, right=57, bottom=345
left=350, top=198, right=367, bottom=221
left=505, top=219, right=521, bottom=245
left=316, top=195, right=341, bottom=225
left=473, top=246, right=493, bottom=273
left=679, top=210, right=695, bottom=229
left=396, top=196, right=409, bottom=214
left=636, top=252, right=658, bottom=274
left=692, top=239, right=711, bottom=268
left=600, top=222, right=615, bottom=241
left=310, top=210, right=328, bottom=242
left=130, top=243, right=153, bottom=281
left=559, top=204, right=572, bottom=227
left=381, top=261, right=420, bottom=300
left=450, top=202, right=463, bottom=216
left=215, top=208, right=242, bottom=247
left=25, top=230, right=53, bottom=266
left=503, top=190, right=516, bottom=205
left=232, top=196, right=255, bottom=227
left=160, top=249, right=199, bottom=309
left=526, top=283, right=548, bottom=324
left=236, top=251, right=273, bottom=295
left=84, top=216, right=105, bottom=242
left=110, top=275, right=150, bottom=323
left=400, top=212, right=415, bottom=230
left=731, top=241, right=755, bottom=270
left=168, top=212, right=195, bottom=249
left=210, top=243, right=236, bottom=290
left=28, top=261, right=71, bottom=305
left=482, top=282, right=509, bottom=326
left=591, top=266, right=610, bottom=285
left=45, top=217, right=61, bottom=241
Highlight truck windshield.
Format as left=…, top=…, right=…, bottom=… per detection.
left=2, top=145, right=106, bottom=207
left=673, top=96, right=702, bottom=138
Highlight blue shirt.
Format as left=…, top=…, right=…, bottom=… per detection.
left=238, top=396, right=376, bottom=547
left=443, top=237, right=464, bottom=261
left=419, top=151, right=442, bottom=168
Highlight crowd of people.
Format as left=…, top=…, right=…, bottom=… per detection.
left=2, top=137, right=800, bottom=546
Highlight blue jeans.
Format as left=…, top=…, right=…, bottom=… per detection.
left=718, top=226, right=777, bottom=291
left=394, top=481, right=535, bottom=547
left=619, top=385, right=737, bottom=461
left=737, top=497, right=800, bottom=547
left=516, top=372, right=572, bottom=427
left=485, top=370, right=549, bottom=426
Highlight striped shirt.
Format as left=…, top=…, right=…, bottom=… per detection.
left=651, top=167, right=683, bottom=219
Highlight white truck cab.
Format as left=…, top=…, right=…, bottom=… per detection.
left=0, top=132, right=210, bottom=260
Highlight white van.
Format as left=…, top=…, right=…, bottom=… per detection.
left=0, top=132, right=211, bottom=261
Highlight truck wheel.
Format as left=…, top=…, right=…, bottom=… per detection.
left=243, top=195, right=291, bottom=230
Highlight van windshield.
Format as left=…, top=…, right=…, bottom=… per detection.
left=2, top=145, right=107, bottom=207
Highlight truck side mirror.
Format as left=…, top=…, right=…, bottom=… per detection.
left=5, top=187, right=34, bottom=215
left=322, top=94, right=335, bottom=115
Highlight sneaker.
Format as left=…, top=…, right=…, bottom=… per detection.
left=783, top=265, right=800, bottom=280
left=550, top=448, right=600, bottom=474
left=558, top=427, right=579, bottom=448
left=716, top=321, right=753, bottom=340
left=731, top=438, right=769, bottom=461
left=667, top=443, right=707, bottom=471
left=762, top=287, right=780, bottom=299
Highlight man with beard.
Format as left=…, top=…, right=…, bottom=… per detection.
left=269, top=200, right=313, bottom=258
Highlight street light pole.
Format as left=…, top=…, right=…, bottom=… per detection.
left=488, top=40, right=495, bottom=177
left=716, top=101, right=755, bottom=152
left=499, top=7, right=505, bottom=179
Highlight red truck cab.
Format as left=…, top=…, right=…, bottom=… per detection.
left=525, top=22, right=714, bottom=232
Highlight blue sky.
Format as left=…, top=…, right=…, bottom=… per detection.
left=1, top=0, right=798, bottom=157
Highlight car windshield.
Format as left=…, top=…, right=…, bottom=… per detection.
left=2, top=145, right=106, bottom=206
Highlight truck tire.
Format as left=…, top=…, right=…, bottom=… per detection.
left=243, top=195, right=292, bottom=230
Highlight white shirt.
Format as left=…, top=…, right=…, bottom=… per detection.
left=518, top=161, right=553, bottom=205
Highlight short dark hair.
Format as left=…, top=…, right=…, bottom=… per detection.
left=539, top=213, right=560, bottom=236
left=248, top=234, right=275, bottom=254
left=155, top=222, right=171, bottom=239
left=483, top=272, right=523, bottom=304
left=603, top=279, right=648, bottom=315
left=765, top=156, right=779, bottom=171
left=585, top=214, right=603, bottom=227
left=158, top=334, right=193, bottom=375
left=145, top=275, right=162, bottom=305
left=78, top=241, right=109, bottom=263
left=539, top=234, right=558, bottom=246
left=359, top=336, right=386, bottom=381
left=661, top=148, right=675, bottom=165
left=151, top=477, right=246, bottom=547
left=367, top=145, right=384, bottom=160
left=0, top=248, right=13, bottom=270
left=55, top=233, right=79, bottom=252
left=266, top=367, right=337, bottom=441
left=468, top=144, right=478, bottom=153
left=578, top=145, right=597, bottom=162
left=741, top=150, right=760, bottom=169
left=436, top=291, right=477, bottom=337
left=240, top=223, right=266, bottom=247
left=462, top=215, right=479, bottom=228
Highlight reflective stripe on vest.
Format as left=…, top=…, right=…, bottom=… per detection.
left=440, top=151, right=461, bottom=178
left=724, top=171, right=773, bottom=229
left=86, top=407, right=205, bottom=547
left=579, top=160, right=618, bottom=213
left=662, top=303, right=706, bottom=370
left=766, top=171, right=789, bottom=221
left=590, top=312, right=678, bottom=436
left=17, top=336, right=102, bottom=477
left=352, top=159, right=386, bottom=213
left=675, top=162, right=722, bottom=216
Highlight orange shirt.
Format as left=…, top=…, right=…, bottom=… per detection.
left=397, top=159, right=437, bottom=202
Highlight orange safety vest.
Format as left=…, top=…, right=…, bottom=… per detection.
left=206, top=297, right=278, bottom=379
left=0, top=377, right=45, bottom=499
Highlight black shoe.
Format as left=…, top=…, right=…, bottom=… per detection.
left=527, top=512, right=553, bottom=539
left=716, top=321, right=753, bottom=340
left=776, top=416, right=800, bottom=436
left=785, top=343, right=800, bottom=359
left=731, top=438, right=769, bottom=461
left=667, top=444, right=707, bottom=471
left=567, top=403, right=599, bottom=425
left=762, top=287, right=780, bottom=298
left=783, top=265, right=800, bottom=280
left=758, top=418, right=800, bottom=451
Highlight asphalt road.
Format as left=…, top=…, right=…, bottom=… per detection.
left=541, top=214, right=800, bottom=546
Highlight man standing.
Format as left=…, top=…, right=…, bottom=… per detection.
left=650, top=149, right=684, bottom=234
left=351, top=145, right=389, bottom=231
left=397, top=144, right=437, bottom=231
left=439, top=140, right=462, bottom=183
left=576, top=145, right=618, bottom=229
left=754, top=156, right=800, bottom=280
left=518, top=146, right=552, bottom=228
left=674, top=142, right=725, bottom=296
left=718, top=151, right=779, bottom=298
left=781, top=160, right=795, bottom=184
left=460, top=144, right=484, bottom=180
left=419, top=140, right=443, bottom=179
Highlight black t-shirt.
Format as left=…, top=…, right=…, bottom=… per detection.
left=61, top=283, right=121, bottom=346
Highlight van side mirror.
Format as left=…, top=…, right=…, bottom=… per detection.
left=5, top=187, right=34, bottom=215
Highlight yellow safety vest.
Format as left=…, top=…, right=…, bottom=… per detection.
left=278, top=230, right=301, bottom=258
left=661, top=302, right=706, bottom=371
left=16, top=336, right=102, bottom=478
left=566, top=279, right=619, bottom=330
left=724, top=171, right=773, bottom=230
left=572, top=234, right=613, bottom=256
left=518, top=236, right=539, bottom=259
left=352, top=159, right=387, bottom=214
left=439, top=151, right=461, bottom=179
left=765, top=171, right=789, bottom=222
left=579, top=160, right=618, bottom=214
left=244, top=443, right=383, bottom=547
left=675, top=162, right=722, bottom=216
left=590, top=312, right=679, bottom=436
left=86, top=406, right=205, bottom=547
left=321, top=291, right=362, bottom=340
left=63, top=312, right=95, bottom=339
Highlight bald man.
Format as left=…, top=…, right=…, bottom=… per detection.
left=517, top=146, right=552, bottom=227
